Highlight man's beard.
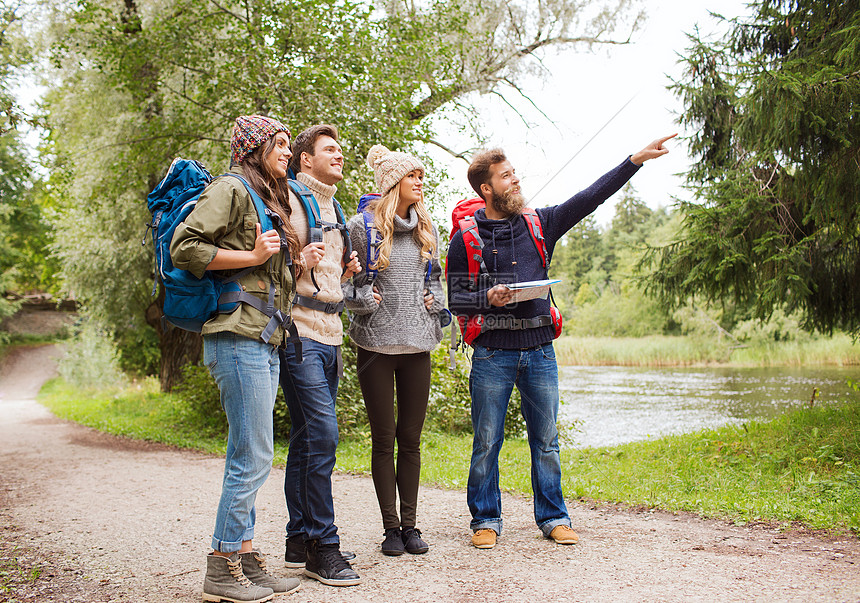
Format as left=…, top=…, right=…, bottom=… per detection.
left=491, top=187, right=527, bottom=216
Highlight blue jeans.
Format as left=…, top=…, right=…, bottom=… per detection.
left=204, top=331, right=279, bottom=552
left=467, top=343, right=570, bottom=536
left=279, top=338, right=340, bottom=544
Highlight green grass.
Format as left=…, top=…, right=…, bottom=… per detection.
left=554, top=334, right=859, bottom=367
left=39, top=377, right=860, bottom=535
left=38, top=378, right=228, bottom=454
left=561, top=403, right=860, bottom=532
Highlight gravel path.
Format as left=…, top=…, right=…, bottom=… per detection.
left=1, top=344, right=858, bottom=602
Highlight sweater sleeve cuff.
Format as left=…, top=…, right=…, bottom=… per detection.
left=343, top=282, right=378, bottom=315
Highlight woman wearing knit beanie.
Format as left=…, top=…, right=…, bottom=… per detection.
left=343, top=144, right=445, bottom=557
left=171, top=114, right=302, bottom=601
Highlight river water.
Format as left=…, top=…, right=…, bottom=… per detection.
left=557, top=365, right=859, bottom=449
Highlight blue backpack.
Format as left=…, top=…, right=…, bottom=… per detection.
left=145, top=158, right=295, bottom=342
left=287, top=178, right=352, bottom=314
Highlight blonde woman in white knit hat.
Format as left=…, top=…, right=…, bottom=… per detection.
left=343, top=144, right=445, bottom=556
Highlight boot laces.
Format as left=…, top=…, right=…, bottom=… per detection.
left=227, top=556, right=253, bottom=587
left=252, top=552, right=272, bottom=576
left=319, top=545, right=350, bottom=572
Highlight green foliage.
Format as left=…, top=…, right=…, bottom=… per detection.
left=57, top=320, right=125, bottom=389
left=0, top=0, right=33, bottom=133
left=0, top=300, right=18, bottom=346
left=41, top=0, right=640, bottom=383
left=643, top=0, right=860, bottom=336
left=553, top=187, right=678, bottom=338
left=567, top=285, right=668, bottom=337
left=114, top=326, right=161, bottom=377
left=336, top=339, right=370, bottom=438
left=171, top=363, right=226, bottom=437
left=551, top=215, right=602, bottom=293
left=431, top=341, right=527, bottom=437
left=161, top=337, right=527, bottom=440
left=426, top=343, right=472, bottom=434
left=733, top=307, right=811, bottom=344
left=0, top=129, right=50, bottom=338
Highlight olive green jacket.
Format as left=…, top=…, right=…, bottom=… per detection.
left=170, top=165, right=295, bottom=345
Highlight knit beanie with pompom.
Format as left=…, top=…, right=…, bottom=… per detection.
left=366, top=144, right=425, bottom=194
left=231, top=115, right=290, bottom=165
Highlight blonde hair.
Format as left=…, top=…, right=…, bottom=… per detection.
left=368, top=183, right=436, bottom=271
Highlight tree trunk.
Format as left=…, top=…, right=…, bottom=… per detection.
left=145, top=288, right=202, bottom=392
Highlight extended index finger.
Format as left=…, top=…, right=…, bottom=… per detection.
left=656, top=133, right=679, bottom=146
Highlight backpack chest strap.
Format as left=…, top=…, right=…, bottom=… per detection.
left=293, top=293, right=344, bottom=314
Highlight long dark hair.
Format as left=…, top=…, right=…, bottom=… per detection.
left=241, top=138, right=303, bottom=277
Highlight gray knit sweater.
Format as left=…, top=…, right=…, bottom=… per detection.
left=343, top=207, right=444, bottom=354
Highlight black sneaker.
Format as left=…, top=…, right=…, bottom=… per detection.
left=285, top=534, right=306, bottom=568
left=285, top=535, right=356, bottom=568
left=401, top=527, right=429, bottom=554
left=304, top=540, right=361, bottom=587
left=381, top=528, right=404, bottom=556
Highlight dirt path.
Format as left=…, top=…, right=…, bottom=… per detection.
left=1, top=345, right=858, bottom=602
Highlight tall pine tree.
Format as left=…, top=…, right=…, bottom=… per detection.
left=643, top=0, right=860, bottom=335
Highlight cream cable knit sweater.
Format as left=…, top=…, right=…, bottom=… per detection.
left=288, top=171, right=346, bottom=345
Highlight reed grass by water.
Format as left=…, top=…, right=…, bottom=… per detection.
left=554, top=334, right=859, bottom=367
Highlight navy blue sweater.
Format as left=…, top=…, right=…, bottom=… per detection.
left=447, top=157, right=640, bottom=349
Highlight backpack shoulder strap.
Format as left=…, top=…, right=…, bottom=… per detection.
left=288, top=179, right=324, bottom=243
left=362, top=210, right=382, bottom=282
left=220, top=173, right=275, bottom=234
left=332, top=198, right=347, bottom=226
left=332, top=197, right=352, bottom=266
left=521, top=207, right=548, bottom=270
left=458, top=215, right=487, bottom=288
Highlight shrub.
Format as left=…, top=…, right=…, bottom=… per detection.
left=172, top=363, right=227, bottom=436
left=431, top=339, right=526, bottom=438
left=426, top=343, right=472, bottom=434
left=169, top=336, right=528, bottom=440
left=172, top=363, right=294, bottom=439
left=337, top=338, right=370, bottom=438
left=57, top=321, right=125, bottom=389
left=115, top=324, right=161, bottom=377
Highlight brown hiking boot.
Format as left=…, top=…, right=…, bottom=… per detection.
left=202, top=552, right=274, bottom=603
left=471, top=528, right=497, bottom=549
left=549, top=525, right=579, bottom=544
left=239, top=551, right=300, bottom=595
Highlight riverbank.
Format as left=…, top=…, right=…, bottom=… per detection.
left=554, top=334, right=859, bottom=367
left=38, top=374, right=860, bottom=535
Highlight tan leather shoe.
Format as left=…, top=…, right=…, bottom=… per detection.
left=549, top=525, right=579, bottom=544
left=471, top=528, right=497, bottom=549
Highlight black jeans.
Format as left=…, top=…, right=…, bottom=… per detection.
left=357, top=348, right=431, bottom=529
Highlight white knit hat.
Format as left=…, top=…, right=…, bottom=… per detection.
left=366, top=144, right=425, bottom=194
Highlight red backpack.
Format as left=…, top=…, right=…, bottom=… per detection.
left=445, top=198, right=562, bottom=348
